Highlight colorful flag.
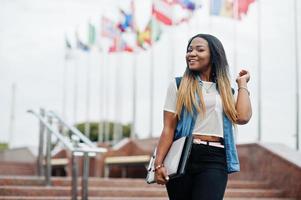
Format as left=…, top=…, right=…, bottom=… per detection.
left=117, top=9, right=134, bottom=32
left=136, top=25, right=151, bottom=49
left=236, top=0, right=255, bottom=19
left=152, top=0, right=173, bottom=25
left=210, top=0, right=234, bottom=18
left=109, top=35, right=134, bottom=53
left=153, top=0, right=202, bottom=26
left=88, top=22, right=96, bottom=46
left=210, top=0, right=255, bottom=19
left=136, top=17, right=162, bottom=50
left=150, top=17, right=162, bottom=43
left=101, top=16, right=119, bottom=39
left=175, top=0, right=202, bottom=11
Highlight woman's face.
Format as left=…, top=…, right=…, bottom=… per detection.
left=186, top=37, right=211, bottom=72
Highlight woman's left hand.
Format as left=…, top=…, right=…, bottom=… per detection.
left=236, top=69, right=250, bottom=84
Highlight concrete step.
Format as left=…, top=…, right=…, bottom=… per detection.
left=0, top=176, right=271, bottom=189
left=0, top=186, right=285, bottom=198
left=0, top=197, right=296, bottom=200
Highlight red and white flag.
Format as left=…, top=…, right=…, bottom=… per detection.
left=152, top=0, right=173, bottom=26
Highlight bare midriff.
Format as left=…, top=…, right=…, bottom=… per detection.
left=192, top=133, right=223, bottom=142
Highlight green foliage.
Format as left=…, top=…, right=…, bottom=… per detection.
left=75, top=121, right=131, bottom=142
left=0, top=143, right=8, bottom=151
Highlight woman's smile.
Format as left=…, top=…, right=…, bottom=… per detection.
left=188, top=58, right=199, bottom=66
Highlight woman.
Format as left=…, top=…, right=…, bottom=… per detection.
left=154, top=33, right=252, bottom=200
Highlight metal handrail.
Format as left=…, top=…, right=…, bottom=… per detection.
left=28, top=109, right=107, bottom=200
left=48, top=111, right=95, bottom=148
left=27, top=110, right=74, bottom=151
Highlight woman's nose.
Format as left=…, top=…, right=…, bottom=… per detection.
left=188, top=51, right=197, bottom=56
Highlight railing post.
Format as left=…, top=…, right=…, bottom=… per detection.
left=45, top=114, right=52, bottom=186
left=37, top=108, right=45, bottom=176
left=82, top=152, right=89, bottom=200
left=71, top=152, right=78, bottom=200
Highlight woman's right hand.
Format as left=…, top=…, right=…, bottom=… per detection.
left=155, top=166, right=169, bottom=185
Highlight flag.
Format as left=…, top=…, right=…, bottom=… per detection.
left=136, top=17, right=162, bottom=50
left=210, top=0, right=255, bottom=19
left=65, top=36, right=72, bottom=49
left=75, top=31, right=90, bottom=52
left=65, top=36, right=73, bottom=59
left=136, top=26, right=151, bottom=49
left=77, top=39, right=90, bottom=51
left=161, top=0, right=202, bottom=11
left=150, top=17, right=162, bottom=43
left=175, top=0, right=202, bottom=11
left=210, top=0, right=234, bottom=18
left=108, top=37, right=120, bottom=52
left=152, top=0, right=173, bottom=25
left=109, top=35, right=134, bottom=53
left=88, top=22, right=96, bottom=46
left=101, top=16, right=119, bottom=39
left=117, top=9, right=134, bottom=32
left=153, top=0, right=202, bottom=26
left=236, top=0, right=255, bottom=19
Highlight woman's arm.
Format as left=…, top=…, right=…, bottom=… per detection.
left=235, top=69, right=252, bottom=125
left=154, top=111, right=178, bottom=184
left=155, top=111, right=178, bottom=166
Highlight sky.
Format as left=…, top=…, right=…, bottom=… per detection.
left=0, top=0, right=301, bottom=150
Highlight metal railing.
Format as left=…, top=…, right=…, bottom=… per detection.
left=28, top=108, right=107, bottom=200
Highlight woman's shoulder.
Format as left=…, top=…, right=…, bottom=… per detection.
left=167, top=78, right=178, bottom=90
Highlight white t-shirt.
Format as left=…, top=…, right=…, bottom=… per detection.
left=163, top=79, right=237, bottom=138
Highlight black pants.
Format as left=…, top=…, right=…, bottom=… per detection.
left=165, top=143, right=228, bottom=200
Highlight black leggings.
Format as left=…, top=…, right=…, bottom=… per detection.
left=165, top=143, right=228, bottom=200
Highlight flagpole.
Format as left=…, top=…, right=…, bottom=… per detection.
left=294, top=0, right=300, bottom=150
left=170, top=2, right=175, bottom=78
left=130, top=0, right=137, bottom=140
left=73, top=50, right=79, bottom=125
left=257, top=0, right=262, bottom=142
left=131, top=51, right=137, bottom=139
left=98, top=50, right=105, bottom=143
left=233, top=0, right=238, bottom=76
left=9, top=83, right=16, bottom=148
left=113, top=52, right=122, bottom=144
left=209, top=0, right=213, bottom=33
left=149, top=1, right=155, bottom=139
left=149, top=43, right=154, bottom=139
left=104, top=55, right=110, bottom=142
left=113, top=53, right=118, bottom=143
left=84, top=50, right=91, bottom=138
left=233, top=0, right=239, bottom=142
left=62, top=54, right=68, bottom=121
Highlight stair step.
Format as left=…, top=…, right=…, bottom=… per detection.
left=0, top=186, right=284, bottom=198
left=0, top=176, right=45, bottom=186
left=0, top=176, right=271, bottom=189
left=0, top=197, right=296, bottom=200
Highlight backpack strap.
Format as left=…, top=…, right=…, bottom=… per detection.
left=175, top=76, right=182, bottom=90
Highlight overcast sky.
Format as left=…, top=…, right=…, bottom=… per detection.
left=0, top=0, right=301, bottom=150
